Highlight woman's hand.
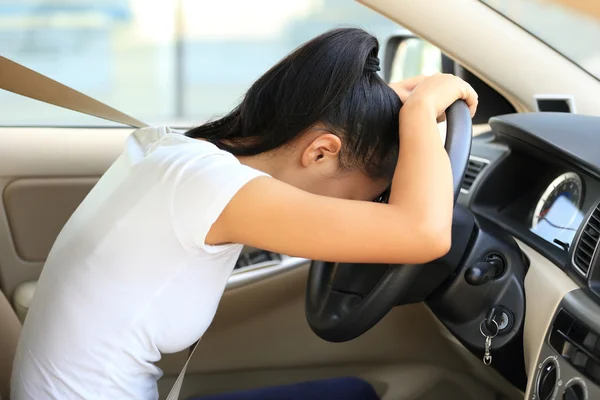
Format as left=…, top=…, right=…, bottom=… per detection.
left=388, top=75, right=428, bottom=103
left=402, top=73, right=478, bottom=119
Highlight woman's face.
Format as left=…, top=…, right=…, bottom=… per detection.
left=308, top=170, right=390, bottom=201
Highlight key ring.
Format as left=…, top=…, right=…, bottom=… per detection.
left=480, top=318, right=499, bottom=338
left=480, top=318, right=498, bottom=366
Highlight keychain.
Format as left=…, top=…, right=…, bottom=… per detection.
left=480, top=318, right=499, bottom=365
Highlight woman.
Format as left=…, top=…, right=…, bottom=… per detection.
left=12, top=28, right=477, bottom=399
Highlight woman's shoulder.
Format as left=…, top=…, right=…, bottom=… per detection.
left=129, top=125, right=230, bottom=160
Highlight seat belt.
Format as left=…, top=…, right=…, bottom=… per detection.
left=0, top=56, right=147, bottom=128
left=166, top=341, right=201, bottom=400
left=0, top=56, right=200, bottom=398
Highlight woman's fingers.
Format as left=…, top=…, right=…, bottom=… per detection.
left=402, top=73, right=479, bottom=119
left=463, top=83, right=479, bottom=118
left=398, top=74, right=428, bottom=91
left=389, top=74, right=429, bottom=102
left=391, top=74, right=479, bottom=119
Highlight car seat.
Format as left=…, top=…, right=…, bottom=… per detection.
left=0, top=289, right=21, bottom=399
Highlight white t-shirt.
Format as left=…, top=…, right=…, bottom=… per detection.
left=11, top=127, right=268, bottom=400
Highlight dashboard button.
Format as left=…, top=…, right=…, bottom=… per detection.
left=561, top=341, right=577, bottom=360
left=572, top=351, right=589, bottom=369
left=583, top=332, right=597, bottom=351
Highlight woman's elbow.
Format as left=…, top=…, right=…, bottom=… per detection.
left=421, top=219, right=452, bottom=260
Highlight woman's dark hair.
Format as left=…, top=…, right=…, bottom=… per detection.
left=186, top=28, right=401, bottom=180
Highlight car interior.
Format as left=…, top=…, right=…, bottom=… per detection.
left=2, top=0, right=600, bottom=399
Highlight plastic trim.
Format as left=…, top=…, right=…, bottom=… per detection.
left=227, top=256, right=309, bottom=290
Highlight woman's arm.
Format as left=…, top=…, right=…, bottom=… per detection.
left=210, top=74, right=477, bottom=264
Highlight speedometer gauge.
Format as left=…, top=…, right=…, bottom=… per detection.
left=531, top=172, right=583, bottom=228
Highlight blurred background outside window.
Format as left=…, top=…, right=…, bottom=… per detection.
left=0, top=0, right=401, bottom=126
left=0, top=0, right=598, bottom=127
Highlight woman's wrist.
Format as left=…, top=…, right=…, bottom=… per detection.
left=400, top=97, right=437, bottom=124
left=399, top=98, right=439, bottom=141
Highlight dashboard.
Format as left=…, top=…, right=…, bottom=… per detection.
left=458, top=112, right=600, bottom=400
left=460, top=113, right=600, bottom=277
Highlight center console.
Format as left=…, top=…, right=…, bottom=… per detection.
left=529, top=290, right=600, bottom=400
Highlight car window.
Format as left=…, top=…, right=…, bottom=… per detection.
left=480, top=0, right=600, bottom=81
left=0, top=0, right=401, bottom=127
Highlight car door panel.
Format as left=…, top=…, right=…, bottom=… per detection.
left=0, top=128, right=129, bottom=297
left=4, top=177, right=96, bottom=263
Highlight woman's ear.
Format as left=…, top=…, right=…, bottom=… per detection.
left=301, top=133, right=342, bottom=168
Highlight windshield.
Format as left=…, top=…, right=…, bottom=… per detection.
left=0, top=0, right=401, bottom=127
left=480, top=0, right=600, bottom=80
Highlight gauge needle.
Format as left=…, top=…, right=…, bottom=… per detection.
left=538, top=216, right=578, bottom=231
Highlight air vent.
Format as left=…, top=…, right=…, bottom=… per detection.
left=573, top=204, right=600, bottom=277
left=460, top=157, right=489, bottom=193
left=549, top=309, right=600, bottom=386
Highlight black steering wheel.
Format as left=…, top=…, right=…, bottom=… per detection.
left=306, top=100, right=473, bottom=342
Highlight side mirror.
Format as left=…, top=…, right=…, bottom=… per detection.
left=383, top=32, right=515, bottom=125
left=383, top=33, right=454, bottom=82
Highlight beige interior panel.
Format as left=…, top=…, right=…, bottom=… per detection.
left=358, top=0, right=600, bottom=117
left=0, top=128, right=129, bottom=296
left=4, top=178, right=96, bottom=262
left=0, top=128, right=130, bottom=178
left=155, top=263, right=520, bottom=400
left=516, top=240, right=578, bottom=399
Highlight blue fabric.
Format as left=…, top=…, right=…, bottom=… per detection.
left=190, top=377, right=379, bottom=400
